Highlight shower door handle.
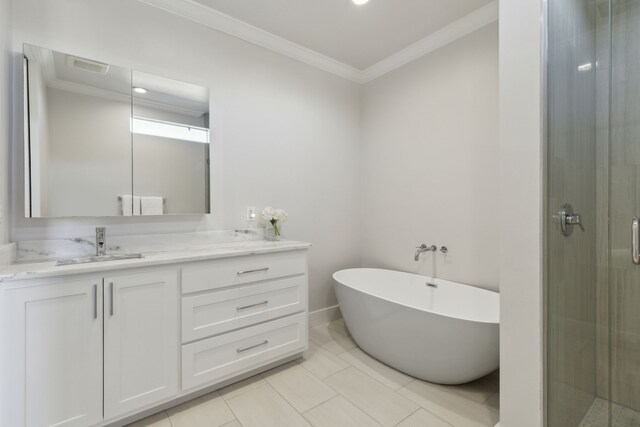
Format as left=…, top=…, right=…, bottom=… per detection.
left=633, top=217, right=640, bottom=265
left=554, top=203, right=584, bottom=236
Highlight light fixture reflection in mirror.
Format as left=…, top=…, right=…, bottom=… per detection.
left=130, top=117, right=209, bottom=144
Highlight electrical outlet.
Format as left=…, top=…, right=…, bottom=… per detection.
left=246, top=207, right=256, bottom=221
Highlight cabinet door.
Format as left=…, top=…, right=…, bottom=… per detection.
left=103, top=269, right=179, bottom=418
left=0, top=279, right=103, bottom=427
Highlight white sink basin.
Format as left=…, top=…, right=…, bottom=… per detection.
left=56, top=253, right=143, bottom=266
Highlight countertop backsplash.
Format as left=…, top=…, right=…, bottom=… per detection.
left=14, top=229, right=266, bottom=264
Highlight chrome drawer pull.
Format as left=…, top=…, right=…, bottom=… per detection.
left=93, top=284, right=98, bottom=320
left=237, top=340, right=269, bottom=353
left=237, top=267, right=269, bottom=275
left=109, top=282, right=114, bottom=317
left=237, top=301, right=269, bottom=311
left=633, top=217, right=640, bottom=265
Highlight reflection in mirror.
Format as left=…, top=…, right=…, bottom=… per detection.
left=23, top=44, right=133, bottom=217
left=131, top=71, right=210, bottom=215
left=23, top=44, right=212, bottom=218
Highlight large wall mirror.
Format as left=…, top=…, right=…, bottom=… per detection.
left=23, top=44, right=211, bottom=218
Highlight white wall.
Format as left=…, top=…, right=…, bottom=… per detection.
left=0, top=0, right=11, bottom=244
left=40, top=88, right=207, bottom=216
left=499, top=0, right=544, bottom=425
left=45, top=88, right=131, bottom=217
left=361, top=23, right=499, bottom=291
left=134, top=134, right=208, bottom=215
left=10, top=0, right=363, bottom=313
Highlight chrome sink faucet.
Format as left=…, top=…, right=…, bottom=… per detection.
left=415, top=244, right=437, bottom=261
left=96, top=227, right=106, bottom=256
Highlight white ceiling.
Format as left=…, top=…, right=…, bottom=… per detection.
left=192, top=0, right=494, bottom=70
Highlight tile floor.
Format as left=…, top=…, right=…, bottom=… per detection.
left=127, top=319, right=500, bottom=427
left=579, top=397, right=640, bottom=427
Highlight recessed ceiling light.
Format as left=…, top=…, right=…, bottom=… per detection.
left=352, top=0, right=369, bottom=5
left=133, top=87, right=148, bottom=94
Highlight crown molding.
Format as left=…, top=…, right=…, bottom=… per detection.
left=138, top=0, right=498, bottom=85
left=362, top=0, right=498, bottom=82
left=138, top=0, right=365, bottom=83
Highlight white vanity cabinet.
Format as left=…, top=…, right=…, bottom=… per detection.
left=0, top=245, right=309, bottom=427
left=0, top=269, right=179, bottom=427
left=181, top=251, right=308, bottom=390
left=0, top=278, right=104, bottom=427
left=103, top=270, right=179, bottom=419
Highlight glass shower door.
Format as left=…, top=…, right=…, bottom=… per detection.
left=606, top=0, right=640, bottom=425
left=546, top=0, right=601, bottom=424
left=547, top=0, right=640, bottom=426
left=546, top=0, right=609, bottom=426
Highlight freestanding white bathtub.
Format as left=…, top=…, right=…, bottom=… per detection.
left=333, top=268, right=499, bottom=385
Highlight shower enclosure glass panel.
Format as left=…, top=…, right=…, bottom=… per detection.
left=547, top=0, right=640, bottom=426
left=546, top=0, right=601, bottom=425
left=607, top=0, right=640, bottom=424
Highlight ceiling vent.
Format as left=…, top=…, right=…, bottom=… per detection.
left=65, top=55, right=110, bottom=75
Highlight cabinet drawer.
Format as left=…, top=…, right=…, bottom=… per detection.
left=182, top=250, right=307, bottom=294
left=182, top=313, right=307, bottom=391
left=182, top=275, right=307, bottom=343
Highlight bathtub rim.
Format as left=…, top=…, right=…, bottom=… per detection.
left=333, top=267, right=499, bottom=325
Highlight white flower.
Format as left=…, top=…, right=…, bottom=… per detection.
left=274, top=208, right=288, bottom=223
left=262, top=207, right=288, bottom=223
left=261, top=207, right=276, bottom=221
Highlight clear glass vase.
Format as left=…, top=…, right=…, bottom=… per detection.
left=264, top=222, right=282, bottom=241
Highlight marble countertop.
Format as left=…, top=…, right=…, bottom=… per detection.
left=0, top=239, right=311, bottom=284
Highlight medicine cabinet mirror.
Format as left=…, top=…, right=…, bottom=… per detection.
left=23, top=44, right=211, bottom=218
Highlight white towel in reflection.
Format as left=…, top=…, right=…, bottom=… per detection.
left=120, top=195, right=133, bottom=216
left=141, top=196, right=164, bottom=215
left=120, top=195, right=142, bottom=216
left=133, top=197, right=141, bottom=215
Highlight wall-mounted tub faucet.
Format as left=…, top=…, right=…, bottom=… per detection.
left=415, top=244, right=437, bottom=261
left=96, top=227, right=106, bottom=256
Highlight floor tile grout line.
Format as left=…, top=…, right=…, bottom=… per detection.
left=392, top=407, right=421, bottom=426
left=309, top=322, right=354, bottom=346
left=453, top=384, right=500, bottom=410
left=260, top=369, right=325, bottom=421
left=481, top=392, right=500, bottom=414
left=296, top=352, right=351, bottom=381
left=217, top=395, right=239, bottom=426
left=313, top=379, right=385, bottom=427
left=332, top=337, right=429, bottom=393
left=331, top=352, right=415, bottom=394
left=396, top=406, right=456, bottom=427
left=226, top=416, right=244, bottom=427
left=480, top=390, right=498, bottom=405
left=320, top=367, right=420, bottom=427
left=300, top=394, right=385, bottom=427
left=401, top=374, right=499, bottom=413
left=222, top=375, right=271, bottom=403
left=398, top=382, right=500, bottom=427
left=299, top=394, right=340, bottom=415
left=164, top=410, right=175, bottom=427
left=223, top=385, right=251, bottom=425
